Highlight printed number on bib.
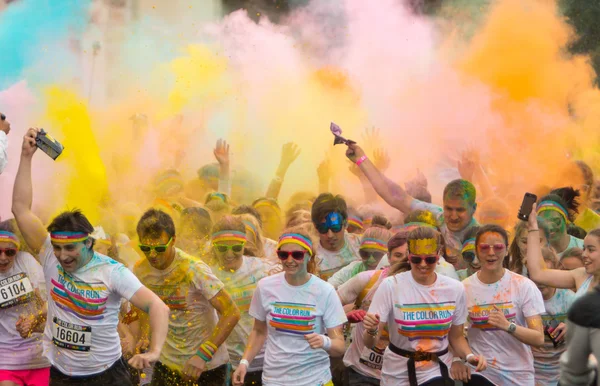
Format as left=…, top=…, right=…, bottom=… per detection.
left=52, top=317, right=92, bottom=351
left=0, top=273, right=34, bottom=309
left=359, top=345, right=384, bottom=370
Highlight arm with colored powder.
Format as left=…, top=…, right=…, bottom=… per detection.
left=526, top=205, right=582, bottom=289
left=182, top=289, right=241, bottom=381
left=233, top=319, right=268, bottom=386
left=346, top=143, right=413, bottom=213
left=214, top=139, right=231, bottom=196
left=12, top=128, right=49, bottom=254
left=127, top=286, right=170, bottom=369
left=487, top=306, right=544, bottom=347
left=265, top=142, right=301, bottom=199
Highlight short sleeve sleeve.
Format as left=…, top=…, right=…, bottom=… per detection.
left=39, top=235, right=56, bottom=268
left=453, top=284, right=468, bottom=325
left=249, top=282, right=266, bottom=321
left=109, top=263, right=144, bottom=301
left=21, top=252, right=46, bottom=298
left=190, top=261, right=225, bottom=301
left=368, top=277, right=394, bottom=323
left=322, top=284, right=348, bottom=329
left=521, top=278, right=546, bottom=318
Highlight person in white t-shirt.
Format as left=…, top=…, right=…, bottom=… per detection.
left=461, top=224, right=545, bottom=386
left=311, top=193, right=361, bottom=281
left=12, top=128, right=170, bottom=386
left=232, top=225, right=348, bottom=386
left=210, top=215, right=271, bottom=386
left=0, top=111, right=10, bottom=174
left=0, top=222, right=50, bottom=386
left=363, top=226, right=486, bottom=386
left=133, top=209, right=240, bottom=386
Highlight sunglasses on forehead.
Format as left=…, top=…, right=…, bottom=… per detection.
left=276, top=250, right=307, bottom=260
left=0, top=248, right=17, bottom=257
left=214, top=244, right=245, bottom=253
left=408, top=254, right=438, bottom=265
left=139, top=238, right=173, bottom=253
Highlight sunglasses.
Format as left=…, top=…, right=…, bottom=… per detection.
left=214, top=243, right=245, bottom=253
left=139, top=238, right=173, bottom=253
left=316, top=212, right=344, bottom=234
left=277, top=250, right=307, bottom=260
left=0, top=248, right=17, bottom=257
left=359, top=251, right=385, bottom=260
left=478, top=243, right=506, bottom=253
left=0, top=114, right=5, bottom=121
left=408, top=254, right=438, bottom=265
left=462, top=251, right=476, bottom=263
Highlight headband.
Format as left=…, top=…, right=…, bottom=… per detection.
left=207, top=192, right=227, bottom=203
left=363, top=217, right=373, bottom=228
left=408, top=238, right=438, bottom=255
left=277, top=233, right=314, bottom=256
left=212, top=231, right=247, bottom=244
left=50, top=231, right=89, bottom=244
left=347, top=216, right=364, bottom=230
left=0, top=231, right=20, bottom=248
left=402, top=222, right=437, bottom=230
left=359, top=237, right=388, bottom=252
left=253, top=200, right=282, bottom=215
left=537, top=201, right=569, bottom=223
left=462, top=238, right=476, bottom=254
left=243, top=220, right=258, bottom=240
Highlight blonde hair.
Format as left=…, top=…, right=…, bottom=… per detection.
left=286, top=209, right=312, bottom=228
left=238, top=213, right=266, bottom=258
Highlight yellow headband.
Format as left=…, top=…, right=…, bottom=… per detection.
left=408, top=238, right=438, bottom=255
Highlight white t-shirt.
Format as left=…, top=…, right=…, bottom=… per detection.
left=0, top=131, right=7, bottom=174
left=317, top=232, right=361, bottom=280
left=263, top=238, right=279, bottom=265
left=556, top=236, right=584, bottom=258
left=0, top=252, right=49, bottom=370
left=40, top=236, right=143, bottom=376
left=249, top=273, right=347, bottom=386
left=368, top=271, right=467, bottom=386
left=463, top=270, right=545, bottom=386
left=534, top=288, right=576, bottom=386
left=133, top=248, right=229, bottom=372
left=212, top=256, right=269, bottom=371
left=376, top=255, right=459, bottom=281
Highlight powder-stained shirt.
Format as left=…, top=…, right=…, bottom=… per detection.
left=212, top=256, right=269, bottom=370
left=317, top=232, right=361, bottom=281
left=0, top=251, right=49, bottom=370
left=40, top=236, right=143, bottom=376
left=249, top=273, right=347, bottom=386
left=463, top=270, right=545, bottom=386
left=134, top=248, right=228, bottom=372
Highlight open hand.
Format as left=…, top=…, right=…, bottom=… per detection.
left=279, top=142, right=301, bottom=169
left=128, top=349, right=160, bottom=370
left=213, top=139, right=230, bottom=166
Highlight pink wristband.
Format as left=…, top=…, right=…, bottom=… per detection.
left=356, top=155, right=367, bottom=166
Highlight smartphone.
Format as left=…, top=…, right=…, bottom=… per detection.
left=517, top=193, right=537, bottom=221
left=544, top=319, right=562, bottom=348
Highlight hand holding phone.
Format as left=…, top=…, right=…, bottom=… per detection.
left=518, top=193, right=537, bottom=221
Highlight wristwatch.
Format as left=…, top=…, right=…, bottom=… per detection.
left=507, top=322, right=517, bottom=334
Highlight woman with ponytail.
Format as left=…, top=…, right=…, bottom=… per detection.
left=537, top=189, right=584, bottom=257
left=233, top=225, right=347, bottom=386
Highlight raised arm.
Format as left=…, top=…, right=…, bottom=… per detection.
left=12, top=128, right=48, bottom=254
left=265, top=142, right=301, bottom=199
left=214, top=139, right=231, bottom=196
left=525, top=204, right=582, bottom=290
left=346, top=143, right=413, bottom=213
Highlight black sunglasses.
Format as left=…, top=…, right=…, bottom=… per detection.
left=408, top=254, right=438, bottom=265
left=277, top=250, right=307, bottom=260
left=359, top=250, right=385, bottom=260
left=0, top=114, right=5, bottom=121
left=0, top=248, right=17, bottom=257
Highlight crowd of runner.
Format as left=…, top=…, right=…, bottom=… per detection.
left=2, top=120, right=600, bottom=386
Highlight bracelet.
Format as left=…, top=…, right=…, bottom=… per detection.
left=322, top=335, right=332, bottom=351
left=366, top=328, right=379, bottom=336
left=528, top=229, right=539, bottom=232
left=466, top=353, right=475, bottom=362
left=452, top=357, right=464, bottom=363
left=197, top=341, right=218, bottom=362
left=239, top=359, right=250, bottom=368
left=356, top=155, right=367, bottom=166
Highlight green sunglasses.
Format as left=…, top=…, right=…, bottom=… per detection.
left=139, top=238, right=173, bottom=253
left=213, top=243, right=245, bottom=253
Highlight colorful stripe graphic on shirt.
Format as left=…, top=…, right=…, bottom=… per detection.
left=50, top=268, right=108, bottom=320
left=146, top=284, right=188, bottom=310
left=468, top=302, right=516, bottom=330
left=395, top=301, right=455, bottom=341
left=270, top=302, right=316, bottom=335
left=228, top=281, right=257, bottom=313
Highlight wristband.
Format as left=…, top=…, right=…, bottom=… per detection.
left=239, top=359, right=250, bottom=368
left=466, top=353, right=475, bottom=362
left=366, top=328, right=379, bottom=336
left=197, top=341, right=218, bottom=362
left=452, top=357, right=464, bottom=363
left=356, top=155, right=367, bottom=166
left=322, top=335, right=332, bottom=351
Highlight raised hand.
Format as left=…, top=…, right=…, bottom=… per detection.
left=213, top=139, right=230, bottom=166
left=372, top=148, right=390, bottom=172
left=279, top=142, right=301, bottom=169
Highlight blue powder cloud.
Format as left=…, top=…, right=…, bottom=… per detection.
left=0, top=0, right=91, bottom=89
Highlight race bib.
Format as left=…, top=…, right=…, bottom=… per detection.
left=0, top=273, right=34, bottom=309
left=358, top=345, right=384, bottom=370
left=52, top=317, right=92, bottom=351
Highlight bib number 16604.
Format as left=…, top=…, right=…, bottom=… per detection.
left=52, top=317, right=92, bottom=352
